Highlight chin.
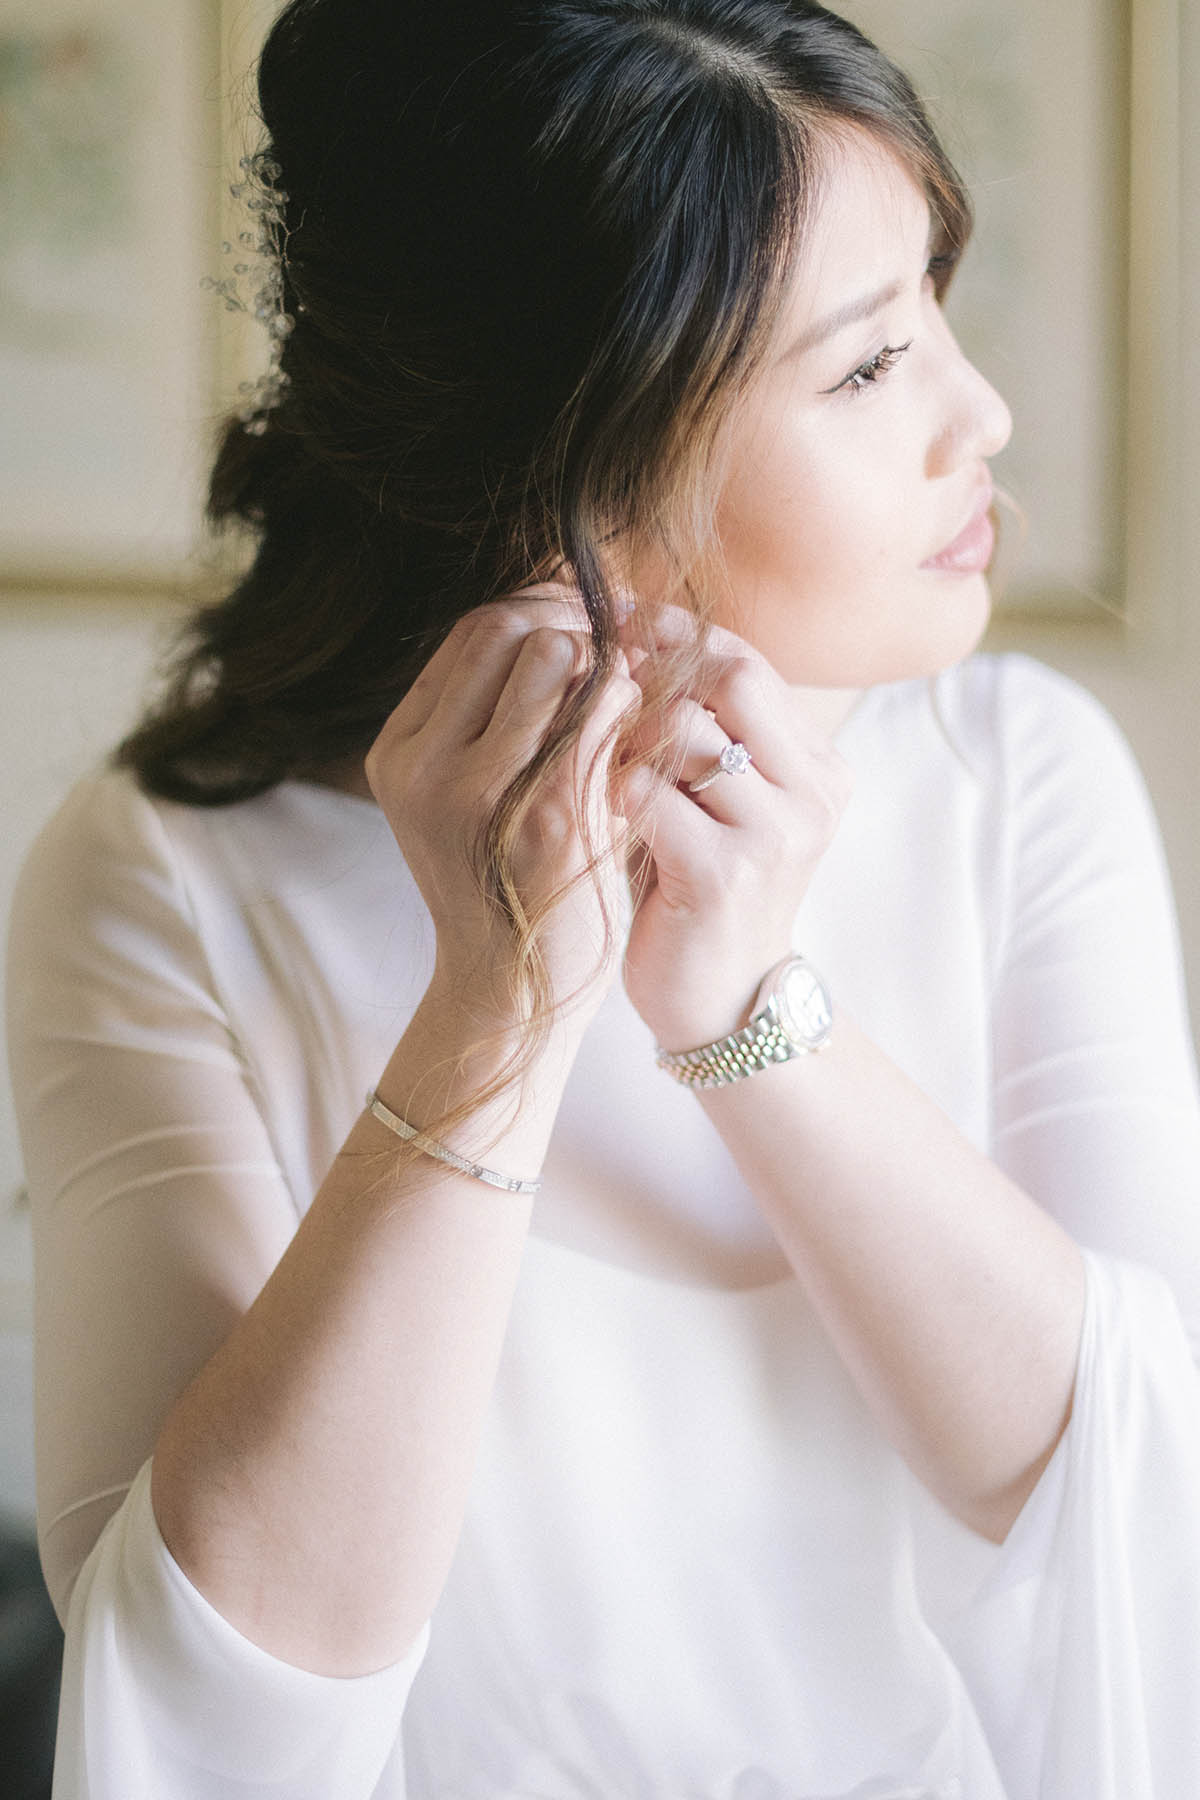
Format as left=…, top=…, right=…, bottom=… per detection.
left=897, top=574, right=993, bottom=683
left=944, top=573, right=994, bottom=658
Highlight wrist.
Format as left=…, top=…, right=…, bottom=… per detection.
left=625, top=917, right=807, bottom=1053
left=647, top=987, right=759, bottom=1059
left=653, top=954, right=834, bottom=1090
left=376, top=969, right=586, bottom=1174
left=423, top=954, right=597, bottom=1052
left=633, top=948, right=785, bottom=1055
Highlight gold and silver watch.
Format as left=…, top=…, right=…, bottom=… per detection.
left=655, top=954, right=833, bottom=1089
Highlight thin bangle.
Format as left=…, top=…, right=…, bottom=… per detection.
left=364, top=1091, right=542, bottom=1195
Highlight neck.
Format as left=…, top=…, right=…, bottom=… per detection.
left=789, top=684, right=864, bottom=738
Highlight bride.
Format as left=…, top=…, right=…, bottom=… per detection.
left=9, top=4, right=1200, bottom=1796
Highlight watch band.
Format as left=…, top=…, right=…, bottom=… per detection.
left=655, top=1016, right=802, bottom=1089
left=655, top=954, right=833, bottom=1090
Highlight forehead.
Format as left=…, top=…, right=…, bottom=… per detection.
left=784, top=131, right=932, bottom=318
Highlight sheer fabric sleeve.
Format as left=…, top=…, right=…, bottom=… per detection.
left=911, top=656, right=1200, bottom=1799
left=6, top=772, right=427, bottom=1799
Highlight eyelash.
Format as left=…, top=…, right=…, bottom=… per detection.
left=836, top=338, right=913, bottom=397
left=828, top=251, right=956, bottom=398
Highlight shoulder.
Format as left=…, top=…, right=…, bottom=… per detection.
left=6, top=767, right=225, bottom=1046
left=9, top=764, right=348, bottom=928
left=9, top=765, right=196, bottom=955
left=927, top=651, right=1152, bottom=829
left=934, top=650, right=1135, bottom=767
left=8, top=764, right=403, bottom=1008
left=14, top=763, right=175, bottom=904
left=930, top=654, right=1178, bottom=969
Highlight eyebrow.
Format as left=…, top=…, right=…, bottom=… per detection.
left=782, top=278, right=905, bottom=359
left=780, top=211, right=939, bottom=361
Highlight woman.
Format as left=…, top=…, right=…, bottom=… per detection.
left=8, top=2, right=1200, bottom=1795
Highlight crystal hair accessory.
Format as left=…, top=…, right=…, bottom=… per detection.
left=201, top=150, right=295, bottom=435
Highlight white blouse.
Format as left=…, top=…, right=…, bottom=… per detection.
left=7, top=651, right=1200, bottom=1799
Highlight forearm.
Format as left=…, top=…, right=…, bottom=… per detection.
left=698, top=1010, right=1086, bottom=1544
left=150, top=981, right=578, bottom=1678
left=152, top=599, right=635, bottom=1677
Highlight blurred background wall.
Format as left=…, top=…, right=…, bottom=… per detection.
left=0, top=0, right=1197, bottom=1543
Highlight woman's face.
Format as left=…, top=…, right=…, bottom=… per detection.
left=642, top=130, right=1013, bottom=690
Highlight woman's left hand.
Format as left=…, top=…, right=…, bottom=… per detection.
left=617, top=608, right=853, bottom=1051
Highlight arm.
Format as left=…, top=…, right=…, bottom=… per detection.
left=621, top=636, right=1162, bottom=1546
left=11, top=778, right=436, bottom=1794
left=11, top=597, right=638, bottom=1700
left=148, top=604, right=640, bottom=1679
left=986, top=656, right=1200, bottom=1348
left=688, top=1019, right=1084, bottom=1543
left=147, top=986, right=563, bottom=1676
left=912, top=658, right=1200, bottom=1795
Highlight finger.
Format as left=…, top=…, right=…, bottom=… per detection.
left=573, top=657, right=643, bottom=818
left=677, top=737, right=765, bottom=825
left=398, top=592, right=592, bottom=739
left=623, top=613, right=775, bottom=758
left=501, top=581, right=592, bottom=627
left=503, top=579, right=638, bottom=638
left=689, top=655, right=787, bottom=785
left=385, top=610, right=491, bottom=740
left=618, top=760, right=721, bottom=868
left=620, top=693, right=723, bottom=783
left=432, top=592, right=607, bottom=743
left=523, top=569, right=641, bottom=624
left=477, top=625, right=588, bottom=764
left=695, top=654, right=840, bottom=790
left=619, top=597, right=754, bottom=666
left=417, top=611, right=547, bottom=745
left=620, top=603, right=838, bottom=785
left=618, top=691, right=763, bottom=824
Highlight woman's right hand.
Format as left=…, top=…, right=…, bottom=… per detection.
left=364, top=589, right=641, bottom=1032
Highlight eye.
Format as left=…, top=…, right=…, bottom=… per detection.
left=827, top=338, right=913, bottom=398
left=924, top=252, right=956, bottom=296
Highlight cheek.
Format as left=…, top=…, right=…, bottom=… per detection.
left=710, top=436, right=972, bottom=686
left=717, top=440, right=900, bottom=606
left=716, top=426, right=822, bottom=577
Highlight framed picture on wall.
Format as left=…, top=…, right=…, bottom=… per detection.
left=0, top=2, right=218, bottom=592
left=837, top=0, right=1179, bottom=625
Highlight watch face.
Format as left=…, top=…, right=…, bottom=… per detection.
left=777, top=959, right=833, bottom=1049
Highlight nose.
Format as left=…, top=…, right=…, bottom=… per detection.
left=925, top=329, right=1013, bottom=478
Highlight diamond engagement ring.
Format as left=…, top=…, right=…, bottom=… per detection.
left=687, top=741, right=753, bottom=793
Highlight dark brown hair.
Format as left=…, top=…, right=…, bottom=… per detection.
left=117, top=0, right=970, bottom=809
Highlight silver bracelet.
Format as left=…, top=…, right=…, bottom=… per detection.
left=364, top=1090, right=542, bottom=1195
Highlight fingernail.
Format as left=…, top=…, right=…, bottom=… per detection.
left=506, top=581, right=583, bottom=603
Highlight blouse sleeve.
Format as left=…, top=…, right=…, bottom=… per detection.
left=5, top=772, right=428, bottom=1799
left=912, top=655, right=1200, bottom=1800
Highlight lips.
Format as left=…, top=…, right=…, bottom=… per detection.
left=920, top=482, right=996, bottom=574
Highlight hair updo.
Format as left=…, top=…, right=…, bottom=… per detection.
left=118, top=0, right=969, bottom=808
